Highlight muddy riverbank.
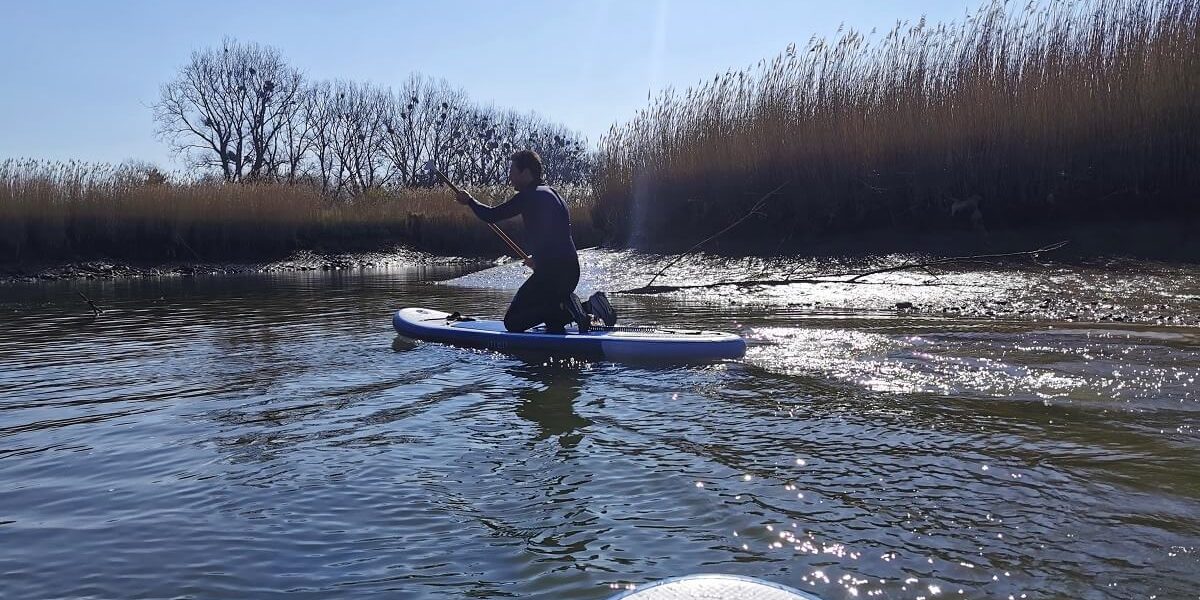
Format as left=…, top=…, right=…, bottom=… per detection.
left=0, top=247, right=488, bottom=285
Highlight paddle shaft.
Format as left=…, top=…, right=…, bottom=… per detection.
left=433, top=170, right=529, bottom=260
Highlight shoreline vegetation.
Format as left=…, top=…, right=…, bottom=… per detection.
left=4, top=0, right=1199, bottom=270
left=0, top=158, right=599, bottom=265
left=592, top=0, right=1200, bottom=250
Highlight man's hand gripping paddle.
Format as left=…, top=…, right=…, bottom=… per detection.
left=425, top=161, right=528, bottom=261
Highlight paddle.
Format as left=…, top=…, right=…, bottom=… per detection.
left=426, top=161, right=528, bottom=260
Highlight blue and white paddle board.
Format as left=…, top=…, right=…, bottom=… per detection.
left=393, top=307, right=745, bottom=362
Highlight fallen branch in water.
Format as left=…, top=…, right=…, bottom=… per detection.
left=77, top=291, right=103, bottom=316
left=616, top=240, right=1069, bottom=295
left=642, top=182, right=788, bottom=289
left=842, top=241, right=1068, bottom=282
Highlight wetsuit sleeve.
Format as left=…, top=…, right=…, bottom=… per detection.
left=468, top=191, right=527, bottom=223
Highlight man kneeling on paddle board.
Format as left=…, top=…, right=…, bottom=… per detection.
left=455, top=149, right=615, bottom=334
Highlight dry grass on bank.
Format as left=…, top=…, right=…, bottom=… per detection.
left=592, top=0, right=1200, bottom=247
left=0, top=159, right=596, bottom=262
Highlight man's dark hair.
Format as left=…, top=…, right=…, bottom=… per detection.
left=510, top=149, right=544, bottom=182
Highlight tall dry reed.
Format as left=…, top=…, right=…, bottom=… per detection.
left=0, top=159, right=596, bottom=262
left=592, top=0, right=1200, bottom=247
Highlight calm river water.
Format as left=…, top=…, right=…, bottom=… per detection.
left=1, top=250, right=1198, bottom=599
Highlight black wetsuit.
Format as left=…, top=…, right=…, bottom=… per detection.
left=467, top=183, right=580, bottom=332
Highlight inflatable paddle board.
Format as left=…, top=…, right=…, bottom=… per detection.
left=608, top=574, right=819, bottom=599
left=393, top=307, right=745, bottom=362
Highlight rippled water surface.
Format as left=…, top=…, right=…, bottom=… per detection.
left=2, top=251, right=1198, bottom=599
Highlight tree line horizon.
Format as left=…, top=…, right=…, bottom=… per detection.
left=152, top=38, right=592, bottom=196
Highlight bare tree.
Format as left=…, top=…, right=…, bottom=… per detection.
left=241, top=48, right=303, bottom=180
left=154, top=38, right=303, bottom=182
left=537, top=122, right=591, bottom=185
left=304, top=81, right=344, bottom=195
left=327, top=81, right=391, bottom=195
left=445, top=108, right=590, bottom=186
left=377, top=75, right=471, bottom=187
left=274, top=88, right=314, bottom=184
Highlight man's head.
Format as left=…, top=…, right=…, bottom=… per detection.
left=508, top=149, right=544, bottom=190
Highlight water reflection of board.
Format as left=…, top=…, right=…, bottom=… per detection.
left=608, top=574, right=819, bottom=599
left=393, top=307, right=745, bottom=362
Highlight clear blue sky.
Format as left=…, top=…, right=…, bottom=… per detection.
left=0, top=0, right=975, bottom=170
